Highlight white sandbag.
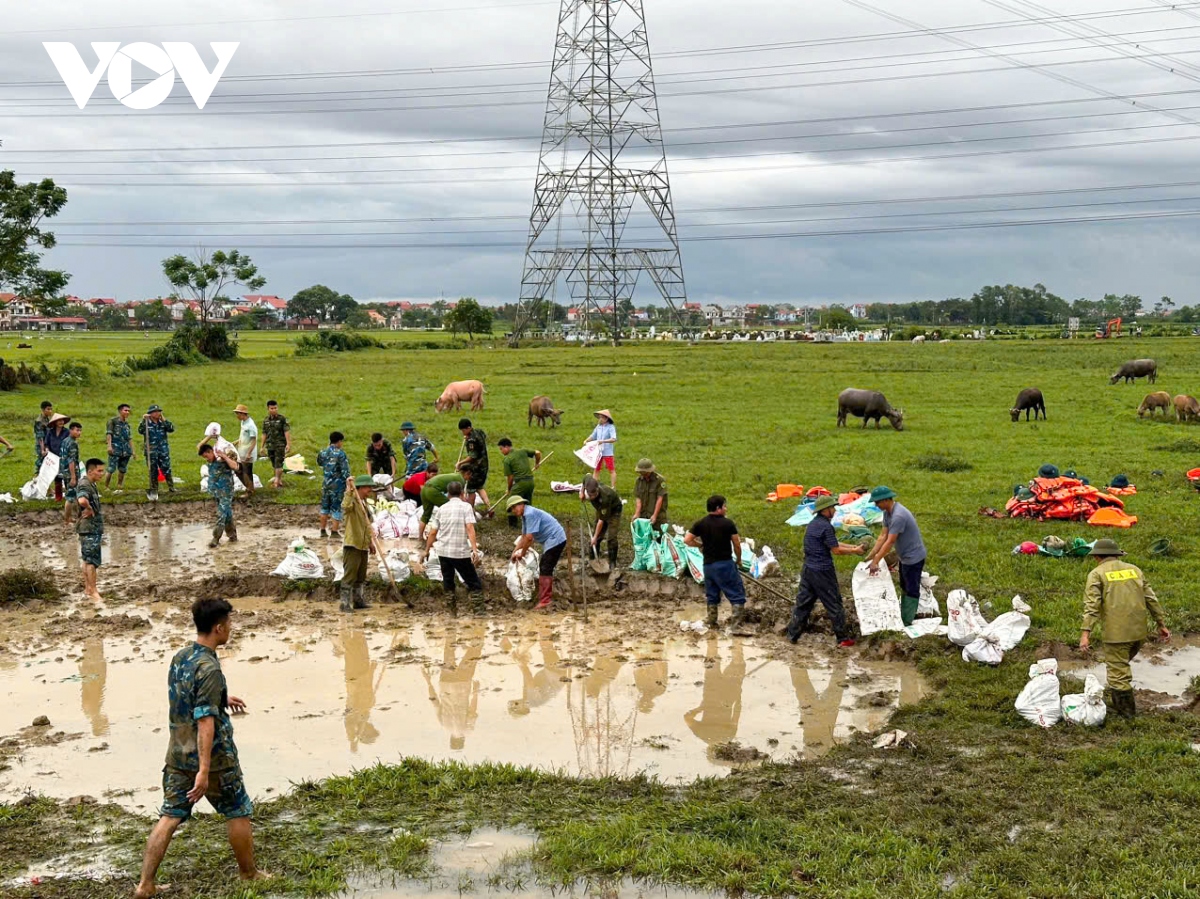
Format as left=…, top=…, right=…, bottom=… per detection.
left=203, top=423, right=238, bottom=456
left=902, top=618, right=946, bottom=639
left=21, top=452, right=59, bottom=500
left=374, top=512, right=408, bottom=539
left=1015, top=659, right=1062, bottom=728
left=378, top=548, right=412, bottom=582
left=271, top=537, right=325, bottom=579
left=551, top=481, right=583, bottom=493
left=962, top=633, right=1004, bottom=665
left=751, top=546, right=779, bottom=578
left=918, top=572, right=940, bottom=617
left=506, top=549, right=540, bottom=602
left=851, top=562, right=905, bottom=635
left=1012, top=595, right=1031, bottom=614
left=330, top=548, right=344, bottom=581
left=574, top=440, right=603, bottom=469
left=372, top=473, right=394, bottom=488
left=0, top=493, right=14, bottom=504
left=962, top=611, right=1030, bottom=665
left=946, top=589, right=989, bottom=646
left=1062, top=674, right=1107, bottom=726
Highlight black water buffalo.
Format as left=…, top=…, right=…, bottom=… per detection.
left=1011, top=388, right=1046, bottom=422
left=837, top=389, right=905, bottom=430
left=528, top=395, right=563, bottom=428
left=1110, top=359, right=1157, bottom=384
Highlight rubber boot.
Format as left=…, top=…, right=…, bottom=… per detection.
left=339, top=583, right=354, bottom=613
left=535, top=576, right=554, bottom=610
left=607, top=541, right=619, bottom=568
left=209, top=523, right=223, bottom=548
left=353, top=583, right=371, bottom=610
left=705, top=604, right=720, bottom=628
left=470, top=592, right=486, bottom=616
left=1112, top=689, right=1136, bottom=720
left=225, top=524, right=238, bottom=543
left=729, top=605, right=752, bottom=636
left=445, top=588, right=458, bottom=617
left=900, top=595, right=919, bottom=627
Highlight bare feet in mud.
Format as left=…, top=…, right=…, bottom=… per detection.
left=242, top=870, right=273, bottom=883
left=132, top=882, right=171, bottom=898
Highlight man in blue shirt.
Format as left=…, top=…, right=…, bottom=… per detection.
left=786, top=494, right=865, bottom=646
left=866, top=485, right=928, bottom=626
left=508, top=497, right=567, bottom=611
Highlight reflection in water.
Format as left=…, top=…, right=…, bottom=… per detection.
left=335, top=626, right=379, bottom=752
left=80, top=637, right=109, bottom=737
left=633, top=643, right=668, bottom=714
left=509, top=636, right=566, bottom=715
left=683, top=635, right=746, bottom=763
left=424, top=624, right=485, bottom=750
left=790, top=660, right=846, bottom=755
left=568, top=649, right=636, bottom=779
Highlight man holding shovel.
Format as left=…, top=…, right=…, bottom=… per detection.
left=340, top=475, right=377, bottom=613
left=498, top=438, right=541, bottom=527
left=139, top=405, right=176, bottom=500
left=580, top=476, right=622, bottom=572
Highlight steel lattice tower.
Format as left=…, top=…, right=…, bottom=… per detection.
left=513, top=0, right=688, bottom=342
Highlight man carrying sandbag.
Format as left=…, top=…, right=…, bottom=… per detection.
left=785, top=494, right=865, bottom=647
left=865, top=485, right=926, bottom=626
left=1079, top=538, right=1169, bottom=719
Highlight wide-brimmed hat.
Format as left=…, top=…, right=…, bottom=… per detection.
left=232, top=404, right=250, bottom=415
left=635, top=458, right=655, bottom=473
left=812, top=494, right=839, bottom=513
left=1110, top=474, right=1130, bottom=489
left=1089, top=538, right=1126, bottom=557
left=506, top=495, right=527, bottom=511
left=594, top=409, right=614, bottom=422
left=147, top=404, right=162, bottom=414
left=353, top=474, right=376, bottom=489
left=1038, top=463, right=1059, bottom=479
left=400, top=421, right=415, bottom=431
left=869, top=485, right=897, bottom=503
left=47, top=412, right=69, bottom=425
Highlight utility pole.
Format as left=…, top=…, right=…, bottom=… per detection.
left=512, top=0, right=688, bottom=344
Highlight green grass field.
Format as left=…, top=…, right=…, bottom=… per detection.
left=2, top=333, right=1200, bottom=898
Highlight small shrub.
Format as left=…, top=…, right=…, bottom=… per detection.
left=294, top=330, right=385, bottom=355
left=0, top=568, right=62, bottom=605
left=52, top=361, right=93, bottom=386
left=910, top=452, right=972, bottom=473
left=1154, top=438, right=1200, bottom=454
left=121, top=324, right=239, bottom=372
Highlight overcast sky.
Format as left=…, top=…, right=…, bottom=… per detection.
left=2, top=0, right=1199, bottom=307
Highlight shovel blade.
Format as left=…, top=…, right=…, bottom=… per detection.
left=588, top=559, right=611, bottom=576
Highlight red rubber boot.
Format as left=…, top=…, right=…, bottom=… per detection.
left=535, top=576, right=554, bottom=610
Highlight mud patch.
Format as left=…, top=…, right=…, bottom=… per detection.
left=1062, top=637, right=1200, bottom=708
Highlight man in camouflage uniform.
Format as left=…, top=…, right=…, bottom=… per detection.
left=104, top=403, right=133, bottom=492
left=133, top=598, right=269, bottom=899
left=457, top=418, right=492, bottom=516
left=400, top=421, right=438, bottom=477
left=1080, top=538, right=1170, bottom=719
left=316, top=431, right=351, bottom=538
left=199, top=442, right=240, bottom=547
left=58, top=420, right=83, bottom=526
left=138, top=404, right=176, bottom=500
left=581, top=476, right=622, bottom=568
left=75, top=457, right=106, bottom=602
left=258, top=400, right=291, bottom=489
left=33, top=400, right=53, bottom=476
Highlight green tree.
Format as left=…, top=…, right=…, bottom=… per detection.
left=162, top=249, right=265, bottom=323
left=0, top=171, right=70, bottom=307
left=823, top=307, right=856, bottom=330
left=344, top=306, right=371, bottom=329
left=444, top=297, right=493, bottom=341
left=288, top=284, right=357, bottom=324
left=135, top=300, right=173, bottom=330
left=92, top=306, right=129, bottom=330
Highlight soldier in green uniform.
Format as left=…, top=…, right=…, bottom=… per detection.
left=75, top=458, right=106, bottom=602
left=1079, top=538, right=1170, bottom=719
left=33, top=400, right=53, bottom=476
left=58, top=420, right=83, bottom=526
left=581, top=476, right=622, bottom=567
left=132, top=598, right=270, bottom=899
left=258, top=400, right=291, bottom=489
left=498, top=438, right=541, bottom=527
left=104, top=404, right=133, bottom=492
left=633, top=458, right=668, bottom=533
left=419, top=470, right=466, bottom=540
left=138, top=405, right=176, bottom=500
left=456, top=418, right=492, bottom=516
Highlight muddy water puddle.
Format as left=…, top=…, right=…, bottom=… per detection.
left=1064, top=637, right=1200, bottom=702
left=0, top=607, right=926, bottom=810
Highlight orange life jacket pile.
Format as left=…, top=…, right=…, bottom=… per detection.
left=1005, top=477, right=1137, bottom=526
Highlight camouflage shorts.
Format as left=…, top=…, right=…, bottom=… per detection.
left=160, top=765, right=253, bottom=820
left=79, top=532, right=103, bottom=568
left=107, top=453, right=131, bottom=474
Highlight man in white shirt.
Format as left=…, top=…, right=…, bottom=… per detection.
left=232, top=404, right=258, bottom=497
left=420, top=480, right=484, bottom=615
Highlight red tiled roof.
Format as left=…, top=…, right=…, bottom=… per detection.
left=245, top=295, right=287, bottom=308
left=27, top=317, right=88, bottom=324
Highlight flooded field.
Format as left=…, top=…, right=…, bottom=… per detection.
left=0, top=599, right=926, bottom=812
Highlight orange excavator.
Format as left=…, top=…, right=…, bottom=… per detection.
left=1095, top=317, right=1122, bottom=338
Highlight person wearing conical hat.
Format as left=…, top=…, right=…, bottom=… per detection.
left=1080, top=539, right=1169, bottom=719
left=587, top=410, right=618, bottom=488
left=232, top=404, right=258, bottom=497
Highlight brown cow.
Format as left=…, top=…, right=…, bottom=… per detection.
left=1174, top=394, right=1200, bottom=423
left=434, top=380, right=485, bottom=413
left=528, top=395, right=564, bottom=428
left=1137, top=391, right=1172, bottom=419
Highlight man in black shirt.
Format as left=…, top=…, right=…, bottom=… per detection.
left=685, top=495, right=747, bottom=629
left=786, top=494, right=865, bottom=647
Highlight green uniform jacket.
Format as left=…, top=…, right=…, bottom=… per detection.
left=1082, top=558, right=1165, bottom=643
left=342, top=484, right=373, bottom=551
left=589, top=484, right=623, bottom=523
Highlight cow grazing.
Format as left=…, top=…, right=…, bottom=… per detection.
left=837, top=388, right=905, bottom=430
left=1137, top=391, right=1172, bottom=419
left=528, top=395, right=564, bottom=428
left=1110, top=359, right=1158, bottom=385
left=434, top=380, right=486, bottom=413
left=1011, top=388, right=1046, bottom=422
left=1174, top=394, right=1200, bottom=423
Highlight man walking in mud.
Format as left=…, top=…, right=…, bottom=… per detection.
left=76, top=458, right=106, bottom=602
left=138, top=405, right=176, bottom=501
left=105, top=404, right=133, bottom=492
left=198, top=441, right=240, bottom=548
left=133, top=598, right=270, bottom=899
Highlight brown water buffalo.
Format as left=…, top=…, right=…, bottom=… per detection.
left=1137, top=391, right=1172, bottom=418
left=838, top=388, right=904, bottom=430
left=528, top=395, right=563, bottom=428
left=1110, top=359, right=1157, bottom=384
left=434, top=379, right=486, bottom=413
left=1011, top=388, right=1046, bottom=422
left=1174, top=394, right=1200, bottom=423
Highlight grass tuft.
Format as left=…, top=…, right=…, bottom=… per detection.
left=909, top=452, right=972, bottom=473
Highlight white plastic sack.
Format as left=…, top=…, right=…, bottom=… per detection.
left=204, top=423, right=238, bottom=456
left=962, top=611, right=1031, bottom=665
left=902, top=618, right=946, bottom=639
left=378, top=548, right=412, bottom=582
left=574, top=440, right=603, bottom=469
left=751, top=546, right=779, bottom=579
left=946, top=589, right=989, bottom=646
left=21, top=452, right=59, bottom=500
left=851, top=562, right=905, bottom=635
left=1062, top=674, right=1107, bottom=726
left=1015, top=659, right=1062, bottom=728
left=330, top=548, right=344, bottom=581
left=918, top=572, right=940, bottom=617
left=271, top=537, right=325, bottom=579
left=506, top=549, right=540, bottom=602
left=1012, top=595, right=1031, bottom=614
left=0, top=493, right=13, bottom=504
left=552, top=481, right=583, bottom=493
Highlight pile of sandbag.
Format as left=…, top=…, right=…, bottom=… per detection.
left=1015, top=659, right=1063, bottom=728
left=373, top=500, right=422, bottom=539
left=948, top=590, right=1031, bottom=664
left=1005, top=476, right=1135, bottom=526
left=377, top=547, right=412, bottom=581
left=199, top=464, right=262, bottom=494
left=786, top=490, right=883, bottom=528
left=271, top=537, right=325, bottom=579
left=21, top=452, right=59, bottom=500
left=629, top=520, right=774, bottom=586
